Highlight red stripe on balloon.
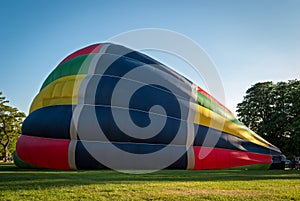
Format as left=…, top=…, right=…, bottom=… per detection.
left=16, top=135, right=70, bottom=170
left=193, top=146, right=272, bottom=170
left=59, top=44, right=102, bottom=65
left=197, top=86, right=234, bottom=115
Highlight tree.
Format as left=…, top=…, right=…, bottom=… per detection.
left=236, top=80, right=300, bottom=159
left=0, top=91, right=25, bottom=162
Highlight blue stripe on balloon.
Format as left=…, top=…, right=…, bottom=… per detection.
left=22, top=105, right=72, bottom=139
left=75, top=141, right=108, bottom=170
left=21, top=105, right=279, bottom=156
left=105, top=44, right=193, bottom=85
left=74, top=140, right=188, bottom=170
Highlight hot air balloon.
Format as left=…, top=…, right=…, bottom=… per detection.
left=14, top=43, right=284, bottom=170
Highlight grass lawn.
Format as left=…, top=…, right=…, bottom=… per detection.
left=0, top=163, right=299, bottom=201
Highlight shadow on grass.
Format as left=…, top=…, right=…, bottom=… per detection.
left=0, top=163, right=299, bottom=191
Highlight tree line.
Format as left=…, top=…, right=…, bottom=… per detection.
left=0, top=92, right=25, bottom=162
left=237, top=79, right=299, bottom=159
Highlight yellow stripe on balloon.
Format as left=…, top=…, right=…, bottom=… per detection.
left=29, top=75, right=86, bottom=113
left=194, top=105, right=269, bottom=148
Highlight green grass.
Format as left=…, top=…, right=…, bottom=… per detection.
left=0, top=164, right=299, bottom=201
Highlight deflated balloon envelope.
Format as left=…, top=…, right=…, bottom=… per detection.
left=14, top=43, right=284, bottom=170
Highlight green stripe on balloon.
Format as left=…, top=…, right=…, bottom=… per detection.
left=197, top=91, right=239, bottom=123
left=227, top=163, right=271, bottom=170
left=40, top=54, right=95, bottom=90
left=13, top=151, right=41, bottom=169
left=196, top=90, right=268, bottom=145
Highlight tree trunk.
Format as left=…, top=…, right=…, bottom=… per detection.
left=4, top=144, right=9, bottom=162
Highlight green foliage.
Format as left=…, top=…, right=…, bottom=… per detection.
left=0, top=166, right=299, bottom=201
left=237, top=80, right=300, bottom=158
left=0, top=91, right=25, bottom=162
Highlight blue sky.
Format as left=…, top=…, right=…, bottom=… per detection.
left=1, top=0, right=300, bottom=115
